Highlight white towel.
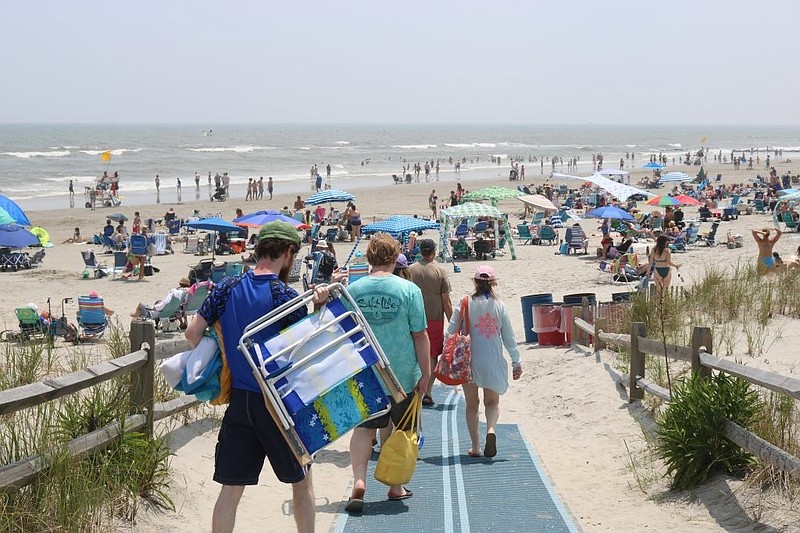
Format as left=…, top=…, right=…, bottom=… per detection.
left=159, top=336, right=218, bottom=388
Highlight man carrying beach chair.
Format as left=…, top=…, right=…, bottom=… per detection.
left=184, top=221, right=330, bottom=533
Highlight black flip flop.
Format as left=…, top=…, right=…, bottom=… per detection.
left=422, top=395, right=435, bottom=406
left=345, top=497, right=364, bottom=513
left=484, top=433, right=497, bottom=458
left=387, top=488, right=413, bottom=501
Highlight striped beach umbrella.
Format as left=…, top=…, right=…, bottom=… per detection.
left=646, top=195, right=681, bottom=207
left=659, top=171, right=691, bottom=183
left=304, top=189, right=355, bottom=206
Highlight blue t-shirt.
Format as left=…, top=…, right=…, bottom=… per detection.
left=347, top=274, right=427, bottom=393
left=198, top=271, right=306, bottom=392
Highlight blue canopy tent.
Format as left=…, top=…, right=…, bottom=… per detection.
left=361, top=216, right=440, bottom=240
left=234, top=210, right=308, bottom=228
left=184, top=217, right=248, bottom=259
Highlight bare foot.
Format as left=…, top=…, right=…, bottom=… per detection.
left=467, top=449, right=481, bottom=457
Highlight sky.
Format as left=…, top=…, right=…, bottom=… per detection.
left=1, top=0, right=798, bottom=125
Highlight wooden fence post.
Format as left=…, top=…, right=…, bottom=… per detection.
left=130, top=319, right=156, bottom=439
left=570, top=310, right=579, bottom=349
left=691, top=326, right=713, bottom=378
left=594, top=312, right=606, bottom=354
left=629, top=321, right=646, bottom=401
left=580, top=297, right=590, bottom=347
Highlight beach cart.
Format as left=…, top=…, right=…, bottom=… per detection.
left=238, top=283, right=404, bottom=465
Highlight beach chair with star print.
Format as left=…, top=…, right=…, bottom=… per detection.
left=237, top=283, right=405, bottom=466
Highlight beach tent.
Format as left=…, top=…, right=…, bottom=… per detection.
left=438, top=202, right=516, bottom=260
left=0, top=195, right=31, bottom=226
left=553, top=172, right=654, bottom=202
left=0, top=207, right=15, bottom=226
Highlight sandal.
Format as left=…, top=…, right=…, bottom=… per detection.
left=387, top=487, right=413, bottom=501
left=422, top=395, right=435, bottom=406
left=484, top=433, right=497, bottom=458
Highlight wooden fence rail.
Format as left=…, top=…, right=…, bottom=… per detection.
left=569, top=296, right=800, bottom=481
left=0, top=320, right=201, bottom=493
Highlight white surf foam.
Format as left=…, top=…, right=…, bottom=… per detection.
left=391, top=144, right=437, bottom=149
left=2, top=150, right=70, bottom=158
left=188, top=146, right=275, bottom=153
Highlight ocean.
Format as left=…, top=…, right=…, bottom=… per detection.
left=1, top=123, right=798, bottom=211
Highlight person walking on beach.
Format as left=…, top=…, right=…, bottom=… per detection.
left=246, top=179, right=253, bottom=201
left=326, top=163, right=331, bottom=180
left=647, top=235, right=682, bottom=293
left=752, top=227, right=782, bottom=274
left=268, top=177, right=274, bottom=200
left=195, top=172, right=201, bottom=188
left=345, top=234, right=430, bottom=513
left=176, top=177, right=182, bottom=203
left=348, top=203, right=362, bottom=242
left=185, top=221, right=328, bottom=533
left=408, top=239, right=453, bottom=406
left=257, top=177, right=264, bottom=200
left=154, top=175, right=160, bottom=192
left=446, top=266, right=521, bottom=458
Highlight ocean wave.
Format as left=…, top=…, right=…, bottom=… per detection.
left=43, top=175, right=98, bottom=183
left=2, top=150, right=70, bottom=158
left=334, top=140, right=350, bottom=145
left=391, top=144, right=437, bottom=149
left=444, top=143, right=497, bottom=149
left=668, top=143, right=682, bottom=148
left=773, top=146, right=800, bottom=152
left=188, top=146, right=276, bottom=153
left=80, top=148, right=143, bottom=156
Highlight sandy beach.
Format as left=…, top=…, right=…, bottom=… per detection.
left=5, top=159, right=800, bottom=532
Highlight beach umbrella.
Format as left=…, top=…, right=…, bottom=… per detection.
left=597, top=168, right=630, bottom=176
left=0, top=207, right=15, bottom=226
left=108, top=213, right=128, bottom=222
left=461, top=186, right=524, bottom=206
left=517, top=194, right=558, bottom=212
left=659, top=171, right=691, bottom=183
left=643, top=162, right=666, bottom=169
left=304, top=189, right=355, bottom=206
left=0, top=224, right=40, bottom=248
left=362, top=216, right=440, bottom=238
left=0, top=195, right=31, bottom=226
left=553, top=172, right=654, bottom=202
left=184, top=217, right=247, bottom=258
left=778, top=191, right=800, bottom=202
left=585, top=206, right=634, bottom=221
left=234, top=210, right=308, bottom=229
left=777, top=189, right=800, bottom=196
left=646, top=195, right=681, bottom=207
left=673, top=194, right=702, bottom=206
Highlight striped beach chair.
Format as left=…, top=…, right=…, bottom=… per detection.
left=77, top=296, right=108, bottom=339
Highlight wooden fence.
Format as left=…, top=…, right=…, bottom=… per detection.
left=569, top=297, right=800, bottom=480
left=0, top=320, right=200, bottom=493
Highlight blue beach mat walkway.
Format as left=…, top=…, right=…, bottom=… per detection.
left=330, top=386, right=580, bottom=533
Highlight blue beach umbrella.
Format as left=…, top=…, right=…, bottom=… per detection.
left=234, top=210, right=307, bottom=228
left=362, top=216, right=440, bottom=238
left=643, top=162, right=666, bottom=169
left=304, top=189, right=355, bottom=206
left=585, top=206, right=635, bottom=221
left=0, top=224, right=40, bottom=248
left=185, top=217, right=247, bottom=259
left=0, top=207, right=15, bottom=226
left=0, top=195, right=31, bottom=226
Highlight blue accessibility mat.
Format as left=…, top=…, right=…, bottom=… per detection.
left=330, top=386, right=580, bottom=533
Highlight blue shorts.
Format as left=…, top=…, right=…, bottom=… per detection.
left=214, top=388, right=308, bottom=485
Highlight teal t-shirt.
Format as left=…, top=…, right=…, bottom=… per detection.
left=347, top=274, right=427, bottom=393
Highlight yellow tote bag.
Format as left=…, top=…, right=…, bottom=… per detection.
left=374, top=394, right=422, bottom=486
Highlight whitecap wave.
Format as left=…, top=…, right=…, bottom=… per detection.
left=80, top=148, right=143, bottom=156
left=334, top=140, right=350, bottom=145
left=774, top=146, right=800, bottom=152
left=2, top=150, right=70, bottom=158
left=44, top=175, right=98, bottom=183
left=668, top=143, right=682, bottom=148
left=444, top=142, right=497, bottom=149
left=390, top=144, right=437, bottom=149
left=188, top=145, right=275, bottom=153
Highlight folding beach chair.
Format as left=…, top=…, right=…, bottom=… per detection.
left=81, top=249, right=108, bottom=278
left=516, top=224, right=534, bottom=245
left=347, top=262, right=369, bottom=285
left=237, top=283, right=405, bottom=465
left=76, top=296, right=108, bottom=340
left=182, top=283, right=210, bottom=317
left=539, top=225, right=557, bottom=245
left=14, top=307, right=49, bottom=341
left=111, top=250, right=129, bottom=279
left=28, top=249, right=45, bottom=268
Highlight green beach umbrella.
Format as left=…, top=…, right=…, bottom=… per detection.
left=460, top=186, right=524, bottom=207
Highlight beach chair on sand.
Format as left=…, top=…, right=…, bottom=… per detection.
left=81, top=249, right=108, bottom=278
left=702, top=221, right=720, bottom=246
left=76, top=296, right=108, bottom=340
left=453, top=237, right=471, bottom=260
left=567, top=225, right=588, bottom=255
left=237, top=283, right=405, bottom=465
left=111, top=250, right=129, bottom=279
left=539, top=225, right=557, bottom=245
left=782, top=212, right=799, bottom=232
left=182, top=283, right=211, bottom=317
left=13, top=307, right=49, bottom=341
left=516, top=224, right=534, bottom=245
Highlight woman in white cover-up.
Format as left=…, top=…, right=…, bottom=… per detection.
left=446, top=265, right=522, bottom=458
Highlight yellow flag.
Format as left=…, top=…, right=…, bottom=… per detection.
left=101, top=150, right=112, bottom=162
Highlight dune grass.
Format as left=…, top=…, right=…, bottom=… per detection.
left=0, top=320, right=177, bottom=532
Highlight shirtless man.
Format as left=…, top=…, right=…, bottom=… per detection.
left=752, top=227, right=782, bottom=274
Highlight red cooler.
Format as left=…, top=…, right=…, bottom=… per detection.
left=532, top=304, right=565, bottom=346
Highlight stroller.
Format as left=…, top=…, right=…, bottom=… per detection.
left=210, top=186, right=227, bottom=202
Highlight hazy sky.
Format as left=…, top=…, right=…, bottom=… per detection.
left=2, top=1, right=798, bottom=125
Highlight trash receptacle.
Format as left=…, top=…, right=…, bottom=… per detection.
left=563, top=292, right=597, bottom=305
left=521, top=293, right=553, bottom=343
left=533, top=303, right=565, bottom=346
left=611, top=292, right=631, bottom=302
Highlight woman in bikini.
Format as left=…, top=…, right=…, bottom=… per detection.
left=648, top=234, right=681, bottom=294
left=752, top=227, right=782, bottom=275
